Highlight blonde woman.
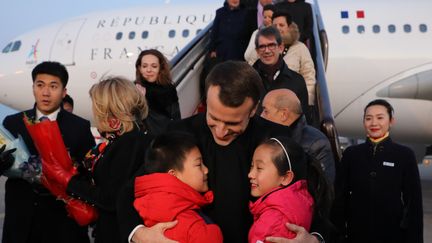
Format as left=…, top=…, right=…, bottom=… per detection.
left=43, top=76, right=153, bottom=243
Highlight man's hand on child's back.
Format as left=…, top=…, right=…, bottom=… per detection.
left=131, top=220, right=178, bottom=243
left=266, top=223, right=320, bottom=243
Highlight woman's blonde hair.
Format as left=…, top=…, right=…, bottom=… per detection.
left=90, top=76, right=148, bottom=135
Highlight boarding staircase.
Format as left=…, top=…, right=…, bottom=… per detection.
left=170, top=0, right=342, bottom=162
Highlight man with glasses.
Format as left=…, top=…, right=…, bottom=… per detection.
left=253, top=25, right=309, bottom=115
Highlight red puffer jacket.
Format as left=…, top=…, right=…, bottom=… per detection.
left=134, top=173, right=223, bottom=243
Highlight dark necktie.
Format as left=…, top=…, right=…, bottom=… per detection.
left=39, top=116, right=49, bottom=122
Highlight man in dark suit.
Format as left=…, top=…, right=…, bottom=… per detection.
left=121, top=61, right=324, bottom=243
left=1, top=61, right=95, bottom=243
left=275, top=0, right=313, bottom=43
left=252, top=25, right=309, bottom=115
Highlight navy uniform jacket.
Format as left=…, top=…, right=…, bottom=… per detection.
left=2, top=108, right=95, bottom=243
left=334, top=137, right=423, bottom=243
left=210, top=2, right=252, bottom=61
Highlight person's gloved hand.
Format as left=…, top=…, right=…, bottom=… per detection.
left=0, top=145, right=16, bottom=173
left=42, top=159, right=76, bottom=188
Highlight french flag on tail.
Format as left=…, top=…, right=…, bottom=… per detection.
left=341, top=10, right=365, bottom=19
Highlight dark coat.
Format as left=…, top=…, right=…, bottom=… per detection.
left=334, top=137, right=423, bottom=243
left=210, top=2, right=252, bottom=61
left=141, top=81, right=180, bottom=136
left=67, top=128, right=153, bottom=243
left=242, top=0, right=260, bottom=35
left=275, top=0, right=313, bottom=43
left=253, top=58, right=309, bottom=116
left=290, top=115, right=335, bottom=183
left=2, top=108, right=95, bottom=243
left=117, top=113, right=292, bottom=243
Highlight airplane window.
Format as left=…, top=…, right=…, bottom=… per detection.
left=2, top=42, right=12, bottom=53
left=372, top=25, right=380, bottom=33
left=129, top=31, right=136, bottom=40
left=357, top=25, right=365, bottom=34
left=116, top=32, right=123, bottom=40
left=169, top=30, right=176, bottom=38
left=182, top=29, right=189, bottom=38
left=196, top=29, right=202, bottom=35
left=11, top=41, right=21, bottom=52
left=403, top=24, right=411, bottom=33
left=342, top=25, right=350, bottom=34
left=142, top=31, right=149, bottom=39
left=388, top=25, right=396, bottom=33
left=419, top=24, right=427, bottom=33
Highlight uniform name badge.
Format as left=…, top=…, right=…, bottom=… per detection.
left=383, top=161, right=394, bottom=167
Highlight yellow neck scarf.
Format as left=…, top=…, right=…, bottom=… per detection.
left=368, top=132, right=389, bottom=144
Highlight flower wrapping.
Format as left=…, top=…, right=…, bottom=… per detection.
left=23, top=117, right=72, bottom=171
left=0, top=124, right=32, bottom=178
left=23, top=117, right=98, bottom=225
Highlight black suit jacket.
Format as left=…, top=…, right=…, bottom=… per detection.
left=67, top=128, right=153, bottom=243
left=2, top=108, right=95, bottom=243
left=254, top=58, right=309, bottom=115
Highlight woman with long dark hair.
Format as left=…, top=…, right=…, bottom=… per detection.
left=135, top=49, right=180, bottom=135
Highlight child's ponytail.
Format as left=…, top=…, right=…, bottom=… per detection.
left=306, top=154, right=335, bottom=234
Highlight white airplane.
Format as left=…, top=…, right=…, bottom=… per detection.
left=0, top=0, right=219, bottom=120
left=321, top=0, right=432, bottom=144
left=0, top=0, right=431, bottom=146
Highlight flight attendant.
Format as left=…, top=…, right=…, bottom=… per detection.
left=334, top=99, right=423, bottom=243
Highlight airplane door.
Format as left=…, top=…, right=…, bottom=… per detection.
left=49, top=19, right=86, bottom=66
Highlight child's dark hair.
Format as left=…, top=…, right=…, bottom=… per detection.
left=144, top=131, right=198, bottom=174
left=63, top=94, right=74, bottom=107
left=260, top=136, right=334, bottom=229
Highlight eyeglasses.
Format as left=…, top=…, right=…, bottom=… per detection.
left=257, top=43, right=278, bottom=51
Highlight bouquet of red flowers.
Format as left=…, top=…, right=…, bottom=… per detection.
left=24, top=115, right=98, bottom=226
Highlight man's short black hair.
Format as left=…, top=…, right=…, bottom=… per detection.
left=263, top=4, right=275, bottom=12
left=31, top=61, right=69, bottom=88
left=205, top=61, right=264, bottom=108
left=255, top=25, right=283, bottom=48
left=272, top=10, right=293, bottom=25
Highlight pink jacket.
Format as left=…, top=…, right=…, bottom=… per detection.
left=248, top=180, right=314, bottom=243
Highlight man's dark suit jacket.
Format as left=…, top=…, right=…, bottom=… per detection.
left=253, top=58, right=309, bottom=116
left=2, top=107, right=95, bottom=243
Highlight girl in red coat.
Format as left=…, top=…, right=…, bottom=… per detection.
left=248, top=136, right=332, bottom=243
left=133, top=132, right=223, bottom=243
